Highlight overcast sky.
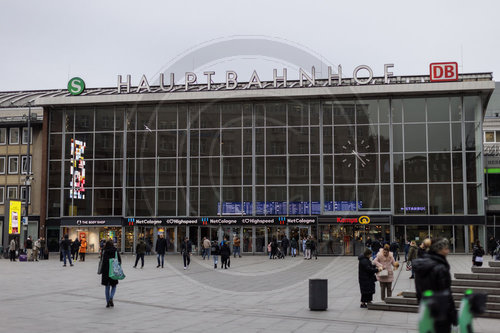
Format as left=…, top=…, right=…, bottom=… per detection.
left=1, top=0, right=499, bottom=91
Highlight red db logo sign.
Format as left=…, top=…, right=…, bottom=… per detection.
left=430, top=62, right=458, bottom=82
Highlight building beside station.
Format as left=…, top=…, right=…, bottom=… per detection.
left=0, top=66, right=496, bottom=255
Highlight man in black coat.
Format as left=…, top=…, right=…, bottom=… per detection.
left=371, top=239, right=381, bottom=259
left=281, top=235, right=289, bottom=257
left=413, top=238, right=457, bottom=333
left=180, top=237, right=192, bottom=270
left=488, top=236, right=497, bottom=258
left=220, top=239, right=231, bottom=269
left=156, top=234, right=167, bottom=268
left=60, top=235, right=73, bottom=267
left=358, top=248, right=380, bottom=308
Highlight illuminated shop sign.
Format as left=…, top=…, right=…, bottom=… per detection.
left=8, top=200, right=21, bottom=234
left=400, top=207, right=426, bottom=212
left=61, top=217, right=123, bottom=226
left=115, top=64, right=396, bottom=93
left=69, top=138, right=86, bottom=199
left=335, top=216, right=371, bottom=224
left=324, top=201, right=363, bottom=212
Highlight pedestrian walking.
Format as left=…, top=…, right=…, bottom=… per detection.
left=281, top=235, right=289, bottom=257
left=181, top=237, right=192, bottom=270
left=389, top=240, right=399, bottom=261
left=472, top=240, right=485, bottom=267
left=302, top=237, right=307, bottom=257
left=417, top=238, right=431, bottom=258
left=134, top=238, right=147, bottom=269
left=101, top=240, right=121, bottom=308
left=233, top=235, right=241, bottom=258
left=270, top=237, right=278, bottom=259
left=33, top=238, right=40, bottom=262
left=358, top=248, right=381, bottom=308
left=26, top=236, right=33, bottom=261
left=220, top=238, right=231, bottom=269
left=365, top=237, right=372, bottom=250
left=413, top=238, right=457, bottom=333
left=146, top=238, right=153, bottom=255
left=404, top=240, right=410, bottom=262
left=61, top=235, right=74, bottom=267
left=9, top=238, right=17, bottom=261
left=71, top=237, right=80, bottom=261
left=290, top=237, right=298, bottom=257
left=202, top=237, right=211, bottom=260
left=156, top=234, right=167, bottom=268
left=39, top=237, right=46, bottom=260
left=211, top=240, right=220, bottom=269
left=407, top=240, right=418, bottom=279
left=487, top=236, right=497, bottom=258
left=304, top=236, right=312, bottom=260
left=79, top=236, right=87, bottom=261
left=310, top=236, right=318, bottom=259
left=371, top=239, right=381, bottom=259
left=373, top=244, right=398, bottom=301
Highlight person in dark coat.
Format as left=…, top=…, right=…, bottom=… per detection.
left=270, top=238, right=278, bottom=259
left=60, top=235, right=73, bottom=267
left=487, top=236, right=497, bottom=258
left=413, top=238, right=457, bottom=333
left=290, top=237, right=298, bottom=257
left=371, top=239, right=381, bottom=259
left=281, top=235, right=289, bottom=257
left=211, top=240, right=220, bottom=269
left=358, top=248, right=380, bottom=308
left=220, top=239, right=231, bottom=269
left=133, top=238, right=146, bottom=269
left=71, top=238, right=80, bottom=261
left=155, top=234, right=167, bottom=268
left=472, top=240, right=485, bottom=267
left=101, top=240, right=121, bottom=308
left=180, top=237, right=192, bottom=270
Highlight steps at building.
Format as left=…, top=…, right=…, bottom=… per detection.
left=455, top=273, right=500, bottom=281
left=471, top=266, right=500, bottom=274
left=489, top=261, right=500, bottom=267
left=368, top=263, right=500, bottom=318
left=452, top=279, right=500, bottom=288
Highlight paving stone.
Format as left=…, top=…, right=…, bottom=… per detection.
left=0, top=254, right=498, bottom=332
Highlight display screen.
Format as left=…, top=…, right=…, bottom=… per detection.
left=69, top=138, right=86, bottom=199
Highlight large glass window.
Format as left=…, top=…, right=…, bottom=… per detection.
left=403, top=98, right=425, bottom=123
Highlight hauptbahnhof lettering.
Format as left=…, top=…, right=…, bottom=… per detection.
left=0, top=64, right=495, bottom=255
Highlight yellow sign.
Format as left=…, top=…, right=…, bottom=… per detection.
left=9, top=200, right=22, bottom=234
left=358, top=216, right=370, bottom=224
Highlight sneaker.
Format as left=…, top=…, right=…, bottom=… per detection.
left=70, top=264, right=74, bottom=266
left=183, top=266, right=187, bottom=270
left=63, top=265, right=66, bottom=267
left=106, top=302, right=110, bottom=308
left=109, top=299, right=114, bottom=307
left=133, top=266, right=137, bottom=268
left=409, top=276, right=414, bottom=279
left=157, top=265, right=160, bottom=268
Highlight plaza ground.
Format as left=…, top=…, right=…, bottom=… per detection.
left=0, top=253, right=498, bottom=332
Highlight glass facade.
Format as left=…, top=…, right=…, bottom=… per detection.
left=48, top=96, right=484, bottom=219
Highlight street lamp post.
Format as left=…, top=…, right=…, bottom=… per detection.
left=23, top=103, right=34, bottom=237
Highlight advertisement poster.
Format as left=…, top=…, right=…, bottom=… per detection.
left=9, top=200, right=21, bottom=234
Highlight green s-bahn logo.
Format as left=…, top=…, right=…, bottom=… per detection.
left=67, top=77, right=85, bottom=95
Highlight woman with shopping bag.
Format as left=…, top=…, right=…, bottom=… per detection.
left=101, top=240, right=124, bottom=308
left=373, top=244, right=399, bottom=301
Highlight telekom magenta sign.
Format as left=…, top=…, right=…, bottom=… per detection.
left=429, top=62, right=458, bottom=82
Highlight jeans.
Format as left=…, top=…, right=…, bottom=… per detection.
left=380, top=282, right=392, bottom=301
left=183, top=252, right=191, bottom=267
left=157, top=254, right=165, bottom=267
left=134, top=253, right=145, bottom=267
left=39, top=248, right=44, bottom=260
left=105, top=284, right=116, bottom=303
left=203, top=248, right=210, bottom=259
left=291, top=247, right=297, bottom=257
left=233, top=246, right=240, bottom=257
left=213, top=255, right=218, bottom=265
left=62, top=249, right=72, bottom=265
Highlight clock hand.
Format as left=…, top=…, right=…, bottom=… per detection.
left=352, top=150, right=366, bottom=167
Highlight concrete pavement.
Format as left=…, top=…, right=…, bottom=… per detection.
left=0, top=253, right=498, bottom=332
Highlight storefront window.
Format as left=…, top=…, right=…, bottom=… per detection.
left=125, top=226, right=134, bottom=252
left=255, top=227, right=265, bottom=252
left=455, top=225, right=466, bottom=253
left=406, top=225, right=429, bottom=244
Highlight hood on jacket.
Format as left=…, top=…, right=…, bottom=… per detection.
left=412, top=251, right=448, bottom=274
left=358, top=254, right=368, bottom=261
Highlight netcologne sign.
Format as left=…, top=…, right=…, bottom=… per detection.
left=115, top=64, right=396, bottom=93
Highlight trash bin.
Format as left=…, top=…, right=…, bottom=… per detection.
left=309, top=279, right=328, bottom=311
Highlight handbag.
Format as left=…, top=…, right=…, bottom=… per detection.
left=97, top=251, right=103, bottom=275
left=406, top=262, right=412, bottom=271
left=109, top=251, right=125, bottom=280
left=475, top=256, right=483, bottom=263
left=378, top=269, right=389, bottom=277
